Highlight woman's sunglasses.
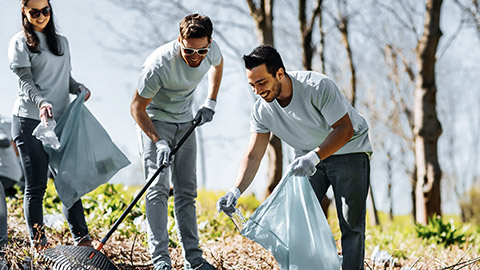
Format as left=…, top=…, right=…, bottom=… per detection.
left=181, top=44, right=210, bottom=56
left=26, top=6, right=51, bottom=18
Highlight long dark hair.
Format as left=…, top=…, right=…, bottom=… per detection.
left=21, top=0, right=63, bottom=56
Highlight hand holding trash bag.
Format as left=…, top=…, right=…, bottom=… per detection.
left=216, top=187, right=241, bottom=214
left=155, top=140, right=172, bottom=166
left=39, top=102, right=54, bottom=125
left=290, top=151, right=321, bottom=177
left=194, top=98, right=216, bottom=126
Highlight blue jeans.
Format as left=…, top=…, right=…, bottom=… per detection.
left=138, top=121, right=204, bottom=269
left=308, top=153, right=370, bottom=270
left=12, top=116, right=90, bottom=246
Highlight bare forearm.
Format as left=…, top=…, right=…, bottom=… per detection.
left=130, top=92, right=161, bottom=143
left=207, top=58, right=223, bottom=100
left=314, top=114, right=354, bottom=160
left=234, top=155, right=263, bottom=194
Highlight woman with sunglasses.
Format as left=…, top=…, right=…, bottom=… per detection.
left=8, top=0, right=92, bottom=250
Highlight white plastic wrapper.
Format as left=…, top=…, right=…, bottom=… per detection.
left=32, top=119, right=60, bottom=149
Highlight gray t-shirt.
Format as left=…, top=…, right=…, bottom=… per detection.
left=137, top=39, right=222, bottom=123
left=251, top=71, right=372, bottom=157
left=0, top=115, right=22, bottom=182
left=8, top=31, right=72, bottom=120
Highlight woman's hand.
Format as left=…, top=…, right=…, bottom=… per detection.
left=79, top=85, right=91, bottom=101
left=39, top=103, right=53, bottom=126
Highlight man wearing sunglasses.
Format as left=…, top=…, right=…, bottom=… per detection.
left=131, top=14, right=222, bottom=270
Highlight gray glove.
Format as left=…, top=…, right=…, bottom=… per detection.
left=194, top=99, right=216, bottom=126
left=290, top=151, right=321, bottom=177
left=155, top=140, right=172, bottom=166
left=216, top=187, right=241, bottom=214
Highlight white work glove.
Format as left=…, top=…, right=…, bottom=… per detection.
left=155, top=140, right=172, bottom=167
left=216, top=187, right=241, bottom=214
left=290, top=151, right=321, bottom=177
left=194, top=98, right=216, bottom=126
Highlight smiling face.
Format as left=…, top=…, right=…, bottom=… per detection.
left=23, top=0, right=51, bottom=32
left=179, top=37, right=210, bottom=68
left=246, top=64, right=283, bottom=103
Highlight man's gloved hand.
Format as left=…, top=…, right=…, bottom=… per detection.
left=155, top=140, right=172, bottom=167
left=216, top=187, right=241, bottom=214
left=194, top=98, right=216, bottom=126
left=290, top=151, right=321, bottom=177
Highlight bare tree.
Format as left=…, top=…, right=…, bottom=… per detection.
left=413, top=0, right=443, bottom=224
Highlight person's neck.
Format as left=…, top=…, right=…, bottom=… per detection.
left=276, top=73, right=292, bottom=107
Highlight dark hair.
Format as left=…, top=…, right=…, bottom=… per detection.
left=21, top=0, right=63, bottom=56
left=179, top=14, right=213, bottom=41
left=242, top=45, right=286, bottom=77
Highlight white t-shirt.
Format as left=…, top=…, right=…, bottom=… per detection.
left=137, top=39, right=222, bottom=123
left=0, top=115, right=22, bottom=182
left=251, top=71, right=372, bottom=157
left=8, top=31, right=73, bottom=120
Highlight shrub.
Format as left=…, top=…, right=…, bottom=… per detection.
left=415, top=216, right=466, bottom=246
left=460, top=181, right=480, bottom=224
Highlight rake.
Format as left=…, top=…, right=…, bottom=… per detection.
left=39, top=121, right=199, bottom=269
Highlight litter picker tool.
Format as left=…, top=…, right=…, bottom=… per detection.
left=40, top=120, right=200, bottom=269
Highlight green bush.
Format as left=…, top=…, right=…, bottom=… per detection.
left=415, top=216, right=466, bottom=246
left=460, top=181, right=480, bottom=224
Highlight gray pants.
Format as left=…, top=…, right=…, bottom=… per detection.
left=308, top=153, right=370, bottom=270
left=138, top=121, right=203, bottom=269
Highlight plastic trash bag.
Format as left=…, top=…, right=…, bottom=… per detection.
left=240, top=171, right=341, bottom=270
left=43, top=91, right=130, bottom=209
left=32, top=118, right=60, bottom=149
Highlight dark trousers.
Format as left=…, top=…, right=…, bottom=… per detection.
left=308, top=153, right=370, bottom=270
left=12, top=116, right=90, bottom=245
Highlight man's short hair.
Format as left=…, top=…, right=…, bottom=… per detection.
left=242, top=45, right=286, bottom=77
left=179, top=14, right=213, bottom=41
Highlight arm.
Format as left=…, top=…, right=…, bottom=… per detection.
left=69, top=76, right=91, bottom=101
left=290, top=113, right=353, bottom=176
left=13, top=67, right=48, bottom=109
left=313, top=113, right=354, bottom=160
left=130, top=90, right=162, bottom=143
left=216, top=132, right=270, bottom=213
left=233, top=132, right=270, bottom=193
left=207, top=57, right=223, bottom=101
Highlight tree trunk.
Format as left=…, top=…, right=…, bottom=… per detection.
left=339, top=16, right=357, bottom=106
left=414, top=0, right=443, bottom=225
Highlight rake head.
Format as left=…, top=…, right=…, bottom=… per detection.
left=40, top=245, right=118, bottom=270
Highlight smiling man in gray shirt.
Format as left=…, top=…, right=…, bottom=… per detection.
left=131, top=14, right=222, bottom=270
left=217, top=45, right=372, bottom=270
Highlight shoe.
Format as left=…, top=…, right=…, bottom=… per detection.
left=154, top=262, right=172, bottom=270
left=193, top=261, right=216, bottom=270
left=76, top=238, right=93, bottom=248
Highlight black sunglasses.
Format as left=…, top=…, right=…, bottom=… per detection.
left=26, top=6, right=51, bottom=18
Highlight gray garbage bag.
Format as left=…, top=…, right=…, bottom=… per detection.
left=241, top=171, right=341, bottom=270
left=44, top=91, right=130, bottom=209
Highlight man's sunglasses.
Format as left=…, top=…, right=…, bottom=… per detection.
left=26, top=6, right=51, bottom=18
left=181, top=44, right=210, bottom=56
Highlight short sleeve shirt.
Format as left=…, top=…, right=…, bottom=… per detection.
left=251, top=71, right=372, bottom=156
left=137, top=39, right=222, bottom=123
left=8, top=31, right=72, bottom=120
